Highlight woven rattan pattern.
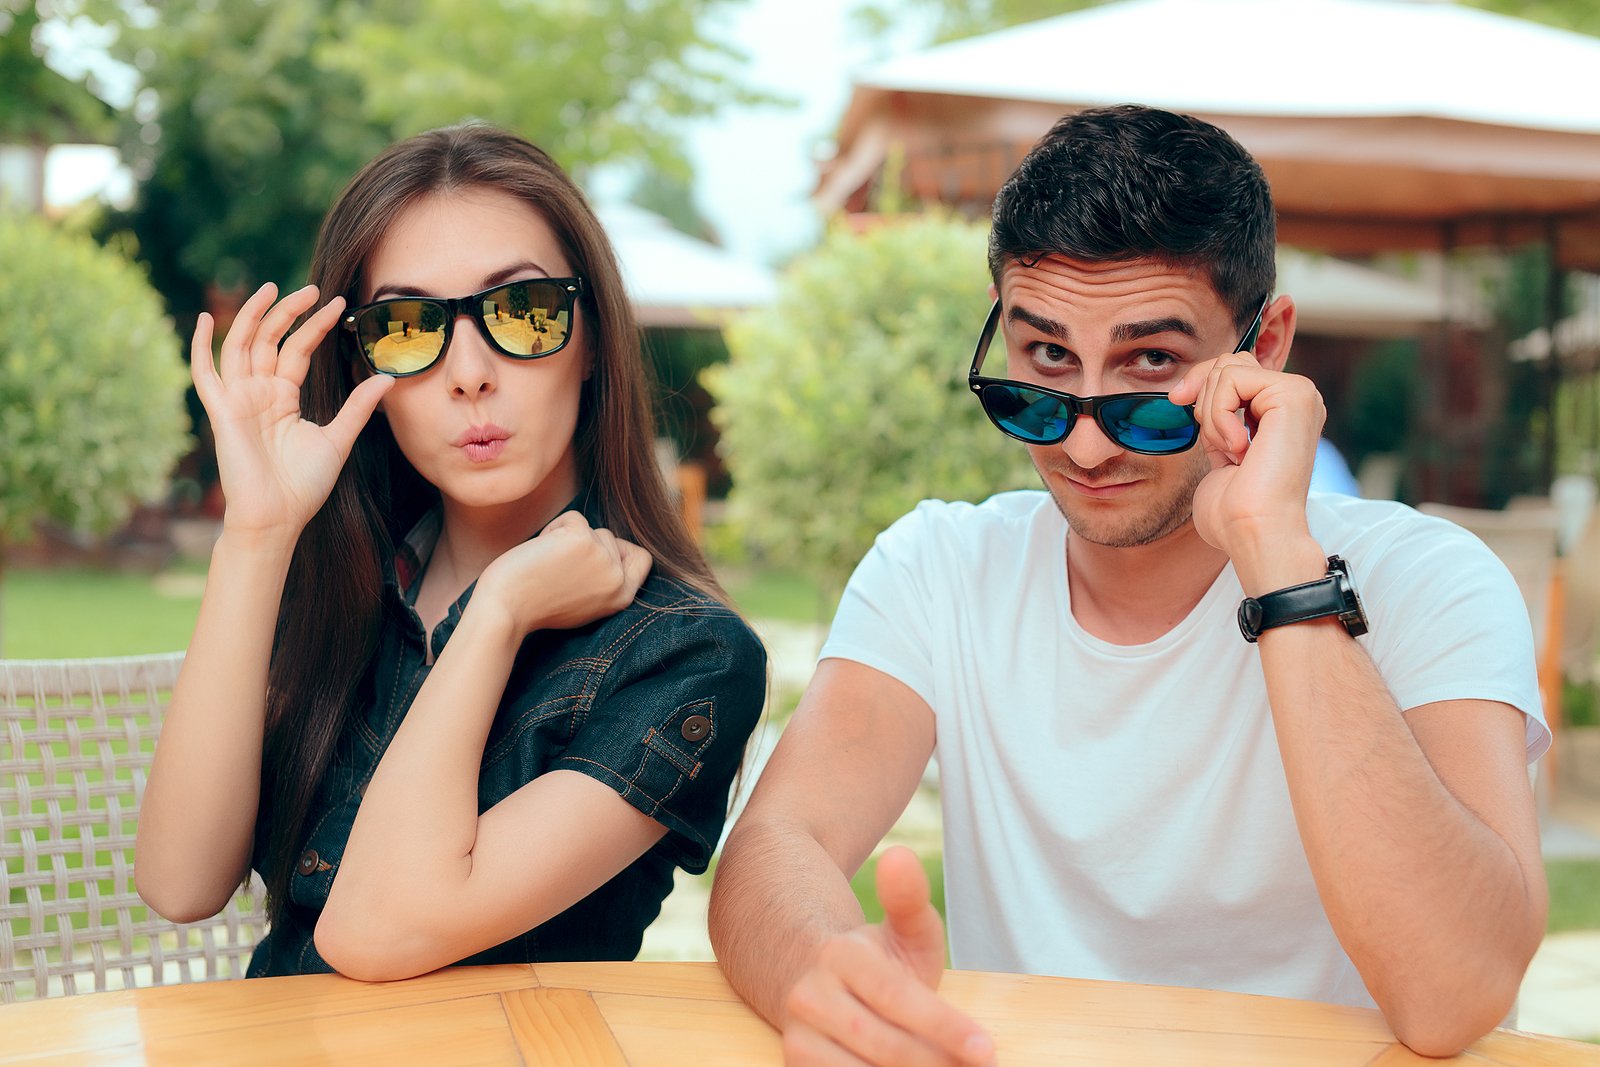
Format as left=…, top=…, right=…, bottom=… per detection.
left=1, top=653, right=266, bottom=1001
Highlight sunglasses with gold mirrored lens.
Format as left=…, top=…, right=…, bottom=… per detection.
left=341, top=277, right=585, bottom=377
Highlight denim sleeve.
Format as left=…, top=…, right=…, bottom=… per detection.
left=555, top=599, right=767, bottom=873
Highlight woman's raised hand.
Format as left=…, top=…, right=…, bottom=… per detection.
left=477, top=512, right=653, bottom=636
left=191, top=283, right=394, bottom=544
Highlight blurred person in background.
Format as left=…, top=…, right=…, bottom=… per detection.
left=710, top=105, right=1547, bottom=1064
left=135, top=125, right=764, bottom=979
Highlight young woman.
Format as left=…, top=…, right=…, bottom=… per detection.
left=135, top=125, right=766, bottom=980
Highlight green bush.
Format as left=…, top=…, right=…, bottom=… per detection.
left=706, top=214, right=1036, bottom=597
left=0, top=212, right=190, bottom=544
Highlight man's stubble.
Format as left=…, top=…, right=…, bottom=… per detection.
left=1033, top=448, right=1211, bottom=549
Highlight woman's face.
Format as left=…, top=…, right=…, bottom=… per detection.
left=363, top=187, right=590, bottom=517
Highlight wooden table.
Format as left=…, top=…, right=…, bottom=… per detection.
left=3, top=962, right=1597, bottom=1066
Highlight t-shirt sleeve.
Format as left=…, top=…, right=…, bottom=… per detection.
left=555, top=608, right=766, bottom=873
left=1353, top=512, right=1550, bottom=761
left=819, top=502, right=942, bottom=710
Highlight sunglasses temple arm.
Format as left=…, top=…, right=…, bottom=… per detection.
left=1233, top=295, right=1270, bottom=354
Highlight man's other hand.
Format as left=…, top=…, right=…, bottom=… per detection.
left=780, top=847, right=996, bottom=1066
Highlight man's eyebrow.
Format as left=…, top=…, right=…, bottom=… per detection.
left=1110, top=317, right=1198, bottom=343
left=371, top=260, right=552, bottom=300
left=1007, top=306, right=1070, bottom=341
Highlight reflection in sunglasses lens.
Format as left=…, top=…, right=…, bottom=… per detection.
left=481, top=282, right=569, bottom=356
left=984, top=384, right=1070, bottom=443
left=357, top=300, right=446, bottom=374
left=1100, top=397, right=1196, bottom=453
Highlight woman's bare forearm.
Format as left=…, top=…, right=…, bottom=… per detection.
left=135, top=531, right=295, bottom=921
left=316, top=602, right=521, bottom=961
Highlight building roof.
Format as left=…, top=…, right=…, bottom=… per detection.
left=596, top=203, right=776, bottom=328
left=852, top=0, right=1600, bottom=135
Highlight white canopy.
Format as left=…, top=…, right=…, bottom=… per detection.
left=595, top=203, right=777, bottom=328
left=1279, top=249, right=1445, bottom=336
left=853, top=0, right=1600, bottom=135
left=819, top=0, right=1600, bottom=268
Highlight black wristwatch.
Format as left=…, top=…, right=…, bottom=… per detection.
left=1237, top=555, right=1368, bottom=644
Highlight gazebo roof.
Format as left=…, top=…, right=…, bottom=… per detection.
left=851, top=0, right=1600, bottom=134
left=596, top=203, right=776, bottom=328
left=819, top=0, right=1600, bottom=268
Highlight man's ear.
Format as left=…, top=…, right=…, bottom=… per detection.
left=1252, top=295, right=1296, bottom=373
left=987, top=280, right=999, bottom=304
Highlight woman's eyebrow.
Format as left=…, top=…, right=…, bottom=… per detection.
left=370, top=261, right=554, bottom=300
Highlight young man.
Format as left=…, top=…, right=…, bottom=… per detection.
left=709, top=105, right=1550, bottom=1064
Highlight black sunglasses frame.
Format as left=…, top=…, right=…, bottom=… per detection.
left=966, top=293, right=1271, bottom=452
left=341, top=276, right=586, bottom=377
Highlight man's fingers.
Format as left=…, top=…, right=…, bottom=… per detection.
left=781, top=1021, right=878, bottom=1067
left=324, top=373, right=393, bottom=457
left=816, top=933, right=994, bottom=1067
left=877, top=847, right=944, bottom=962
left=787, top=968, right=965, bottom=1067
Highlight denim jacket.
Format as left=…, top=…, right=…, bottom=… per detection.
left=247, top=494, right=766, bottom=976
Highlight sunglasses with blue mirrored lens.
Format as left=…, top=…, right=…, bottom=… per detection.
left=341, top=277, right=585, bottom=377
left=966, top=295, right=1268, bottom=454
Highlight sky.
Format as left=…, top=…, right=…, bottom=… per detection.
left=41, top=0, right=910, bottom=268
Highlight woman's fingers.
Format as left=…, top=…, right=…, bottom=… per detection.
left=323, top=372, right=394, bottom=458
left=618, top=540, right=653, bottom=597
left=217, top=283, right=278, bottom=384
left=249, top=285, right=322, bottom=377
left=277, top=295, right=344, bottom=389
left=190, top=313, right=221, bottom=407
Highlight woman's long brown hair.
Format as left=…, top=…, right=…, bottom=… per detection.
left=259, top=124, right=729, bottom=928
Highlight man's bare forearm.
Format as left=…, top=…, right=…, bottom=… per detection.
left=1258, top=617, right=1543, bottom=1054
left=710, top=817, right=868, bottom=1027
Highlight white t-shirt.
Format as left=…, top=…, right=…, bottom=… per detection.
left=820, top=490, right=1549, bottom=1008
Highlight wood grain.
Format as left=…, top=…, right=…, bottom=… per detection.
left=940, top=969, right=1399, bottom=1042
left=0, top=964, right=539, bottom=1057
left=1, top=962, right=1596, bottom=1066
left=595, top=991, right=784, bottom=1065
left=500, top=988, right=629, bottom=1066
left=534, top=960, right=740, bottom=1002
left=136, top=993, right=521, bottom=1067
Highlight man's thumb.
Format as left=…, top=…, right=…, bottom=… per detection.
left=876, top=846, right=944, bottom=973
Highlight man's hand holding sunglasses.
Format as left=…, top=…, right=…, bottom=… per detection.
left=1167, top=298, right=1329, bottom=599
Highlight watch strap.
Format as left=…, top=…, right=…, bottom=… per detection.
left=1237, top=556, right=1366, bottom=643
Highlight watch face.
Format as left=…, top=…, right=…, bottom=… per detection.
left=1329, top=555, right=1369, bottom=637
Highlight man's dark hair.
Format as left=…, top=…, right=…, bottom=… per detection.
left=989, top=104, right=1275, bottom=329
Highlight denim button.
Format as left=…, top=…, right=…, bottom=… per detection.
left=681, top=715, right=710, bottom=742
left=297, top=850, right=320, bottom=876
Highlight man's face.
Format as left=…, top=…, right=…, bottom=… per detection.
left=994, top=255, right=1242, bottom=548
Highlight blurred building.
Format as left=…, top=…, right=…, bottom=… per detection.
left=814, top=0, right=1600, bottom=505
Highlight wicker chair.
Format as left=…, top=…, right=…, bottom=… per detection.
left=1, top=652, right=267, bottom=1001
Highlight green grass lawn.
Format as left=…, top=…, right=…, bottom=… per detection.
left=1, top=568, right=203, bottom=659
left=1548, top=859, right=1600, bottom=933
left=718, top=566, right=833, bottom=624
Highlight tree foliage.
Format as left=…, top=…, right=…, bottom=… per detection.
left=0, top=0, right=114, bottom=145
left=1464, top=0, right=1600, bottom=36
left=323, top=0, right=761, bottom=179
left=81, top=0, right=757, bottom=310
left=0, top=211, right=189, bottom=543
left=89, top=0, right=390, bottom=313
left=706, top=214, right=1037, bottom=595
